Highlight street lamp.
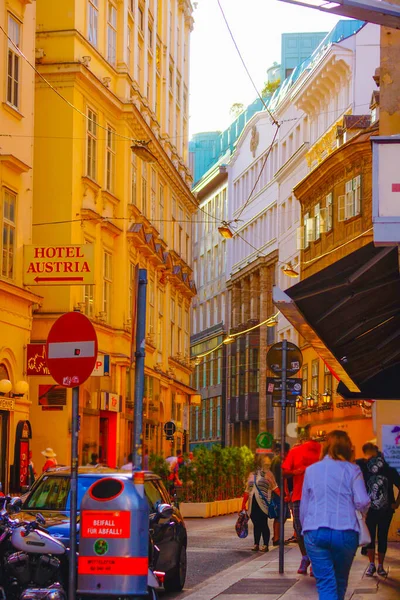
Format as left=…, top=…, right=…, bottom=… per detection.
left=0, top=379, right=29, bottom=397
left=267, top=316, right=278, bottom=327
left=295, top=396, right=303, bottom=410
left=322, top=390, right=332, bottom=405
left=218, top=224, right=234, bottom=239
left=281, top=262, right=299, bottom=278
left=131, top=142, right=157, bottom=163
left=223, top=335, right=235, bottom=344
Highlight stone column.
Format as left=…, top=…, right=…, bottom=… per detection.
left=232, top=283, right=241, bottom=328
left=241, top=277, right=250, bottom=323
left=250, top=273, right=259, bottom=320
left=258, top=265, right=272, bottom=433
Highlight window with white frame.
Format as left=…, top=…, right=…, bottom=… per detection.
left=128, top=262, right=135, bottom=318
left=88, top=0, right=99, bottom=46
left=184, top=308, right=189, bottom=356
left=159, top=183, right=164, bottom=238
left=131, top=152, right=137, bottom=204
left=141, top=161, right=147, bottom=213
left=107, top=3, right=117, bottom=65
left=170, top=298, right=175, bottom=356
left=314, top=203, right=321, bottom=241
left=311, top=359, right=319, bottom=399
left=338, top=175, right=362, bottom=221
left=326, top=192, right=333, bottom=232
left=86, top=108, right=98, bottom=180
left=150, top=168, right=157, bottom=222
left=103, top=251, right=112, bottom=321
left=7, top=15, right=21, bottom=109
left=106, top=125, right=116, bottom=192
left=177, top=304, right=182, bottom=354
left=324, top=364, right=332, bottom=394
left=148, top=278, right=155, bottom=336
left=2, top=188, right=16, bottom=279
left=83, top=284, right=94, bottom=318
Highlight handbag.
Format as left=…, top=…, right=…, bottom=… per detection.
left=235, top=510, right=249, bottom=538
left=356, top=510, right=371, bottom=547
left=254, top=474, right=278, bottom=519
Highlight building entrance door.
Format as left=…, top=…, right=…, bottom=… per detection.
left=0, top=411, right=9, bottom=492
left=99, top=417, right=109, bottom=465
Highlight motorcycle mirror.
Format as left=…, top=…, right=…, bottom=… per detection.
left=36, top=513, right=46, bottom=526
left=7, top=497, right=22, bottom=514
left=157, top=503, right=173, bottom=519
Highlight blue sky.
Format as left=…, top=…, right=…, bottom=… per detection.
left=189, top=0, right=343, bottom=136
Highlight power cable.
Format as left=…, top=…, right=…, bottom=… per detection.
left=0, top=26, right=148, bottom=146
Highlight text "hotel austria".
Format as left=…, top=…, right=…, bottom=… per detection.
left=23, top=245, right=95, bottom=286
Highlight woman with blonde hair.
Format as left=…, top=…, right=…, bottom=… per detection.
left=300, top=431, right=370, bottom=600
left=241, top=453, right=279, bottom=552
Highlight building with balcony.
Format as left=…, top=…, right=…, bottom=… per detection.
left=29, top=0, right=197, bottom=467
left=0, top=0, right=42, bottom=492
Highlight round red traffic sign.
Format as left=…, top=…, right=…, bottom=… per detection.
left=45, top=312, right=98, bottom=388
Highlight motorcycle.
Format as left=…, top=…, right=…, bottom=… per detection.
left=0, top=496, right=67, bottom=600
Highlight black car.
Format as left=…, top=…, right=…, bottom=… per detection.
left=20, top=466, right=187, bottom=592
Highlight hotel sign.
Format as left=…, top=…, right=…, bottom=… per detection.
left=23, top=245, right=94, bottom=285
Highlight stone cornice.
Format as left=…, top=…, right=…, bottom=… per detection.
left=293, top=126, right=378, bottom=204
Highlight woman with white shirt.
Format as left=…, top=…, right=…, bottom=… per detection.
left=300, top=431, right=370, bottom=600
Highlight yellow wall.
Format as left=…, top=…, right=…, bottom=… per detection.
left=299, top=345, right=374, bottom=458
left=30, top=0, right=197, bottom=467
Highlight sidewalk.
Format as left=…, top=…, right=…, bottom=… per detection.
left=182, top=541, right=400, bottom=600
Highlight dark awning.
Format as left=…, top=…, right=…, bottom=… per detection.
left=273, top=243, right=400, bottom=399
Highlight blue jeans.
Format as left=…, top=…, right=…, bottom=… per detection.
left=304, top=528, right=359, bottom=600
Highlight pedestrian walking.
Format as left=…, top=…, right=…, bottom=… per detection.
left=357, top=442, right=400, bottom=577
left=270, top=442, right=291, bottom=546
left=241, top=454, right=279, bottom=552
left=282, top=431, right=321, bottom=574
left=41, top=448, right=57, bottom=472
left=300, top=430, right=370, bottom=600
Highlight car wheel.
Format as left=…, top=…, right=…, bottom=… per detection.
left=164, top=544, right=187, bottom=592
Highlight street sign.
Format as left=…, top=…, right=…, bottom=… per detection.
left=91, top=355, right=110, bottom=377
left=267, top=341, right=302, bottom=375
left=45, top=312, right=98, bottom=387
left=267, top=377, right=302, bottom=396
left=256, top=431, right=274, bottom=449
left=164, top=421, right=176, bottom=437
left=24, top=245, right=94, bottom=285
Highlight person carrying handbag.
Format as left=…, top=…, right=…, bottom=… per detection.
left=300, top=431, right=370, bottom=600
left=241, top=454, right=279, bottom=552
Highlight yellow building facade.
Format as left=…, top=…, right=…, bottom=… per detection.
left=28, top=0, right=197, bottom=469
left=0, top=0, right=42, bottom=492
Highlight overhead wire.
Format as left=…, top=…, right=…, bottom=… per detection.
left=0, top=25, right=148, bottom=146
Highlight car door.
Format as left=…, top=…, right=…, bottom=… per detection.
left=145, top=478, right=177, bottom=574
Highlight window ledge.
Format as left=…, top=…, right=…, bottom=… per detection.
left=0, top=153, right=31, bottom=174
left=101, top=189, right=120, bottom=206
left=2, top=102, right=24, bottom=121
left=82, top=175, right=101, bottom=196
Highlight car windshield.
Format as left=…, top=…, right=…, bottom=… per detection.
left=24, top=476, right=100, bottom=511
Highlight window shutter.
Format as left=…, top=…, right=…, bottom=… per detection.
left=306, top=217, right=315, bottom=242
left=338, top=195, right=346, bottom=222
left=354, top=175, right=361, bottom=215
left=314, top=203, right=321, bottom=239
left=326, top=193, right=333, bottom=231
left=345, top=191, right=354, bottom=219
left=296, top=226, right=305, bottom=250
left=319, top=207, right=327, bottom=233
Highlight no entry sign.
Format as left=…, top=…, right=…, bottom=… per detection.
left=46, top=312, right=98, bottom=387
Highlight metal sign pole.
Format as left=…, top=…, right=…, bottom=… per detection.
left=69, top=385, right=79, bottom=600
left=279, top=339, right=287, bottom=575
left=133, top=269, right=147, bottom=471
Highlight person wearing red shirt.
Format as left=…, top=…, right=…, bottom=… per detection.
left=41, top=448, right=58, bottom=473
left=282, top=436, right=321, bottom=575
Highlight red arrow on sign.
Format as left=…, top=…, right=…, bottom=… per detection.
left=34, top=276, right=84, bottom=283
